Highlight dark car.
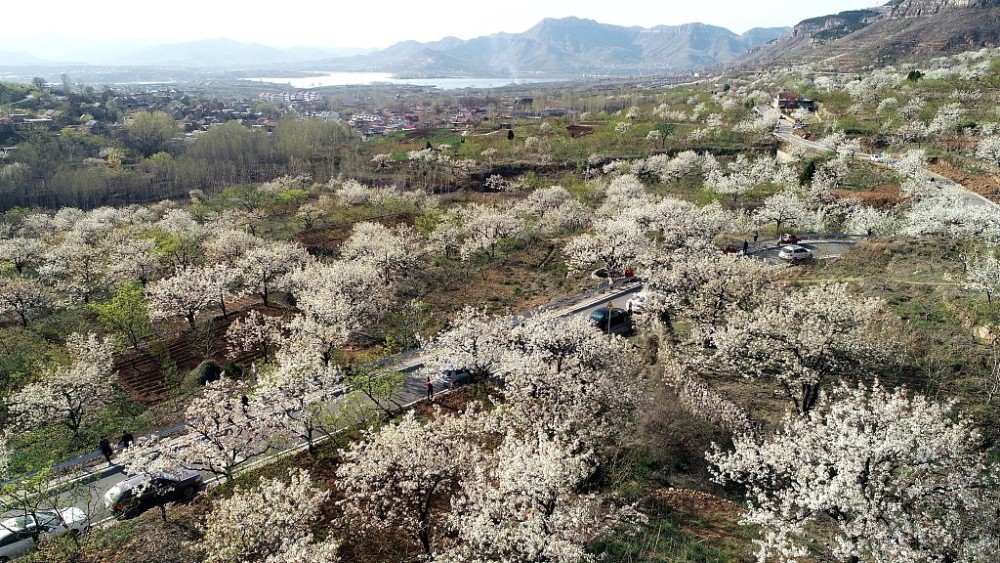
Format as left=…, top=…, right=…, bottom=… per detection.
left=779, top=233, right=801, bottom=244
left=103, top=469, right=203, bottom=518
left=434, top=364, right=472, bottom=388
left=589, top=307, right=634, bottom=336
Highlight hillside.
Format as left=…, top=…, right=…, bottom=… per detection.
left=319, top=17, right=790, bottom=76
left=739, top=0, right=1000, bottom=70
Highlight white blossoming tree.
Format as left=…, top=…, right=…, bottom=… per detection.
left=439, top=431, right=617, bottom=563
left=0, top=237, right=46, bottom=274
left=226, top=309, right=285, bottom=364
left=456, top=203, right=525, bottom=262
left=146, top=266, right=221, bottom=331
left=121, top=379, right=275, bottom=484
left=336, top=411, right=475, bottom=556
left=339, top=221, right=423, bottom=285
left=711, top=284, right=892, bottom=414
left=563, top=216, right=653, bottom=277
left=236, top=240, right=312, bottom=306
left=0, top=276, right=53, bottom=327
left=709, top=381, right=1000, bottom=562
left=753, top=190, right=815, bottom=235
left=198, top=468, right=340, bottom=563
left=963, top=246, right=1000, bottom=303
left=6, top=333, right=116, bottom=436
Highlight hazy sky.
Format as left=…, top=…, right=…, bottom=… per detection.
left=5, top=0, right=881, bottom=50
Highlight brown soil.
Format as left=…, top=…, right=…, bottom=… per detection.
left=115, top=300, right=289, bottom=405
left=652, top=488, right=743, bottom=541
left=832, top=183, right=902, bottom=208
left=925, top=161, right=1000, bottom=200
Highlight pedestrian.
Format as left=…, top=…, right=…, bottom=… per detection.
left=753, top=231, right=759, bottom=243
left=742, top=240, right=749, bottom=254
left=99, top=436, right=114, bottom=466
left=866, top=228, right=873, bottom=240
left=425, top=377, right=434, bottom=401
left=119, top=429, right=135, bottom=449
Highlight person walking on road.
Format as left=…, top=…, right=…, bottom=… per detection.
left=742, top=240, right=749, bottom=255
left=119, top=429, right=135, bottom=449
left=99, top=436, right=114, bottom=466
left=753, top=231, right=759, bottom=243
left=425, top=377, right=434, bottom=401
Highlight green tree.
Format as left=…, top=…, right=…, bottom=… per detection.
left=127, top=111, right=176, bottom=158
left=89, top=282, right=152, bottom=351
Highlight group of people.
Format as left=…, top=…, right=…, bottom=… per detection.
left=98, top=429, right=135, bottom=466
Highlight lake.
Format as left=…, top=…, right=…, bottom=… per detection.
left=248, top=71, right=560, bottom=90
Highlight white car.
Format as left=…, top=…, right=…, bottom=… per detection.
left=778, top=244, right=813, bottom=262
left=0, top=508, right=89, bottom=561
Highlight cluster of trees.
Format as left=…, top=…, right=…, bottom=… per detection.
left=0, top=116, right=356, bottom=210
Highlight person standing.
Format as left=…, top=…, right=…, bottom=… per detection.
left=753, top=231, right=759, bottom=243
left=99, top=437, right=114, bottom=466
left=425, top=377, right=434, bottom=401
left=742, top=240, right=749, bottom=254
left=119, top=429, right=135, bottom=449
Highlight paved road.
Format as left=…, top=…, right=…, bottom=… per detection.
left=759, top=106, right=999, bottom=213
left=25, top=282, right=644, bottom=527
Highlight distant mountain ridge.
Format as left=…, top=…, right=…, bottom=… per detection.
left=739, top=0, right=1000, bottom=70
left=0, top=18, right=788, bottom=74
left=319, top=17, right=790, bottom=76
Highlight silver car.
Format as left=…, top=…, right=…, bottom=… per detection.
left=0, top=508, right=89, bottom=562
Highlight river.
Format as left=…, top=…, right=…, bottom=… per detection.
left=248, top=71, right=560, bottom=90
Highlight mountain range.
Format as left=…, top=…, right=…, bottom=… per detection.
left=313, top=18, right=790, bottom=76
left=741, top=0, right=1000, bottom=70
left=0, top=19, right=789, bottom=77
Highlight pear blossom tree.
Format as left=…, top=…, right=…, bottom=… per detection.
left=336, top=411, right=475, bottom=556
left=563, top=216, right=653, bottom=278
left=237, top=240, right=312, bottom=306
left=753, top=190, right=815, bottom=235
left=439, top=431, right=622, bottom=563
left=104, top=236, right=162, bottom=287
left=202, top=228, right=259, bottom=266
left=285, top=261, right=392, bottom=352
left=254, top=350, right=345, bottom=454
left=122, top=379, right=275, bottom=483
left=226, top=309, right=285, bottom=365
left=182, top=378, right=278, bottom=482
left=38, top=239, right=109, bottom=305
left=339, top=221, right=424, bottom=285
left=146, top=266, right=220, bottom=331
left=0, top=276, right=52, bottom=327
left=711, top=284, right=892, bottom=415
left=963, top=247, right=1000, bottom=303
left=198, top=468, right=340, bottom=563
left=976, top=136, right=1000, bottom=168
left=6, top=333, right=116, bottom=436
left=640, top=252, right=774, bottom=332
left=456, top=203, right=526, bottom=262
left=0, top=237, right=46, bottom=274
left=515, top=186, right=591, bottom=235
left=709, top=382, right=1000, bottom=562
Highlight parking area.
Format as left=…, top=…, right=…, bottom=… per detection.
left=752, top=239, right=858, bottom=264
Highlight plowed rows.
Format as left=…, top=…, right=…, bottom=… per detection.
left=114, top=300, right=288, bottom=405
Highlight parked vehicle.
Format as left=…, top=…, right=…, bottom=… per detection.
left=0, top=508, right=89, bottom=562
left=434, top=364, right=472, bottom=389
left=104, top=469, right=203, bottom=518
left=778, top=244, right=813, bottom=262
left=589, top=307, right=634, bottom=336
left=779, top=233, right=801, bottom=244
